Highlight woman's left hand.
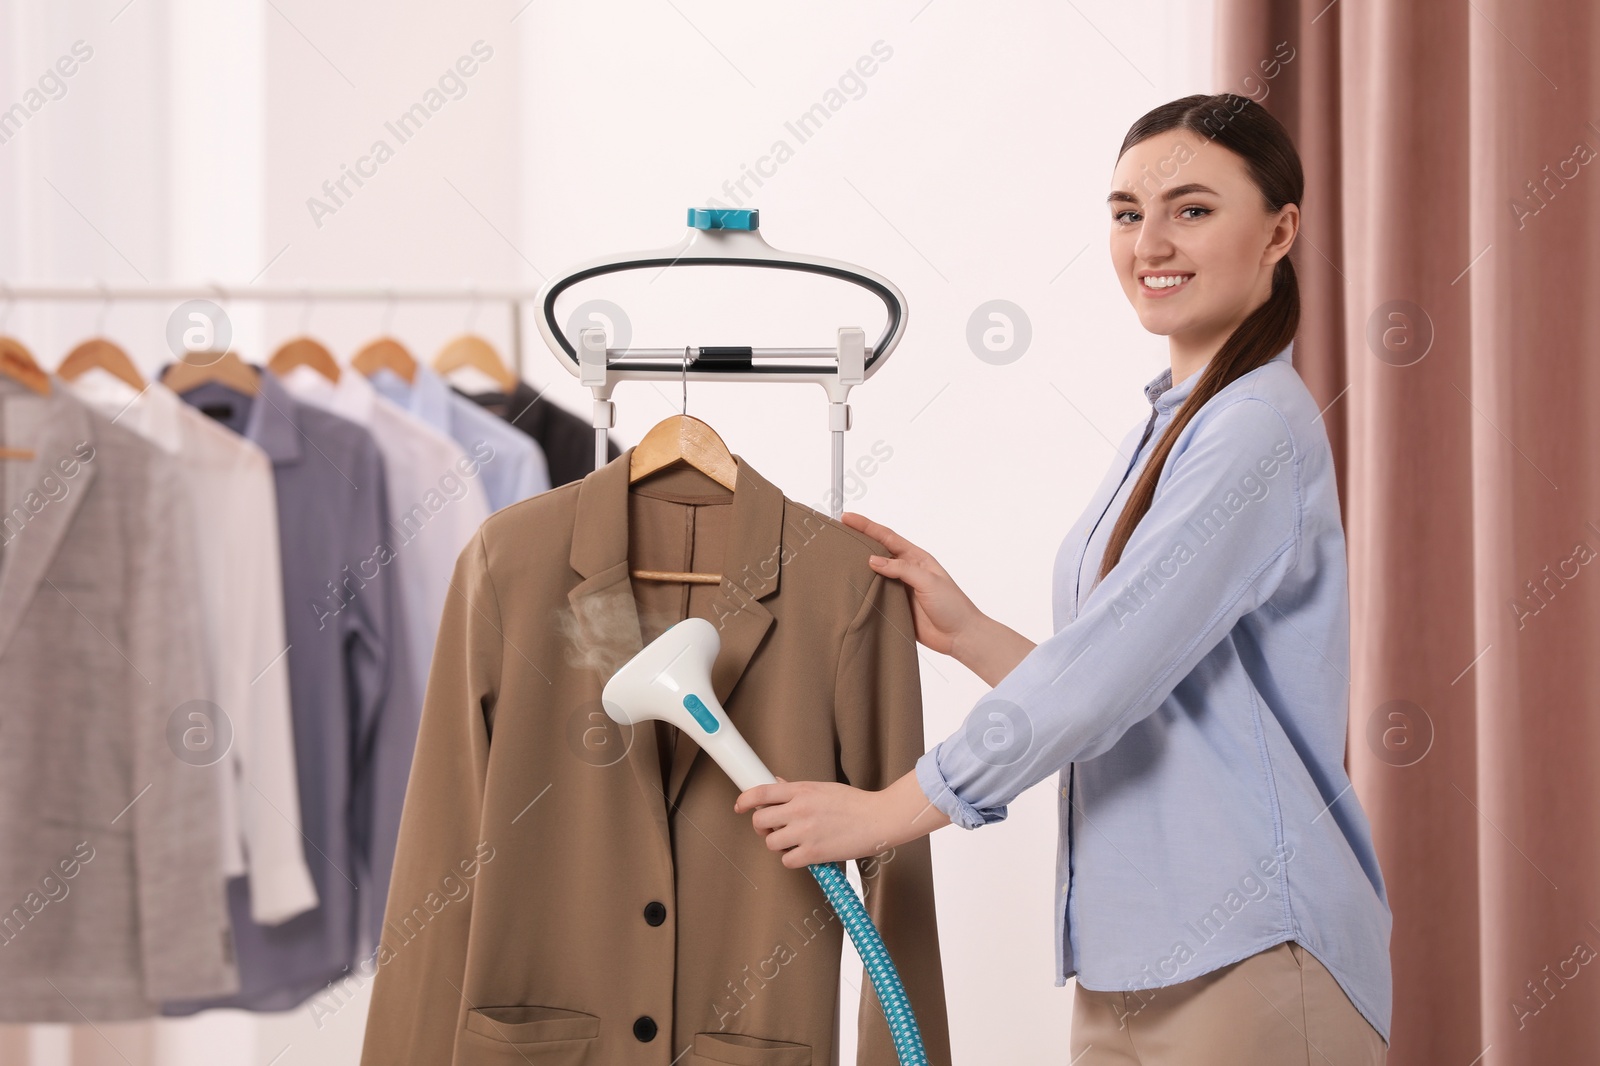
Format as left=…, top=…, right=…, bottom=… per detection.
left=733, top=777, right=891, bottom=869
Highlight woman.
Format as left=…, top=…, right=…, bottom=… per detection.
left=733, top=93, right=1393, bottom=1064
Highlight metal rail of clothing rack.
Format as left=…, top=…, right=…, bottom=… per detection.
left=3, top=216, right=907, bottom=519
left=0, top=282, right=539, bottom=376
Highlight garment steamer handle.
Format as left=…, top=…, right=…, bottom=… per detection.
left=601, top=618, right=931, bottom=1065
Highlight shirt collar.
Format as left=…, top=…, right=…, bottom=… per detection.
left=64, top=371, right=186, bottom=454
left=1143, top=339, right=1295, bottom=413
left=280, top=363, right=378, bottom=425
left=370, top=364, right=452, bottom=431
left=180, top=366, right=303, bottom=464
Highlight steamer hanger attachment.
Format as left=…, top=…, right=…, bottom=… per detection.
left=533, top=209, right=911, bottom=519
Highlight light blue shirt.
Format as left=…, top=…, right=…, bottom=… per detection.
left=370, top=364, right=550, bottom=511
left=915, top=340, right=1392, bottom=1041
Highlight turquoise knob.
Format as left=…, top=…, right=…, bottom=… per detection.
left=687, top=208, right=759, bottom=231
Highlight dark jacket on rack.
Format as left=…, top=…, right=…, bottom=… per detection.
left=359, top=446, right=953, bottom=1066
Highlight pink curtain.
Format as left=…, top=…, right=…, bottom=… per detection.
left=1216, top=1, right=1600, bottom=1062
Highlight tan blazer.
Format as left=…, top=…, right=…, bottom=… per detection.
left=360, top=447, right=952, bottom=1066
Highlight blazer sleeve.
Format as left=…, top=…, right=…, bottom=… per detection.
left=915, top=397, right=1302, bottom=828
left=130, top=456, right=238, bottom=998
left=834, top=569, right=954, bottom=1066
left=359, top=530, right=501, bottom=1066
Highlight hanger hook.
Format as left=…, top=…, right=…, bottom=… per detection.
left=300, top=285, right=314, bottom=335
left=0, top=281, right=13, bottom=332
left=681, top=345, right=690, bottom=416
left=95, top=278, right=112, bottom=333
left=381, top=287, right=397, bottom=334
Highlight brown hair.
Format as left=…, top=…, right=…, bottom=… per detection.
left=1097, top=92, right=1303, bottom=582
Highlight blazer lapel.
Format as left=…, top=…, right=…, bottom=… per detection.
left=566, top=445, right=784, bottom=832
left=0, top=386, right=98, bottom=660
left=566, top=450, right=660, bottom=856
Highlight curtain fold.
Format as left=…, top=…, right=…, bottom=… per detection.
left=1216, top=1, right=1600, bottom=1062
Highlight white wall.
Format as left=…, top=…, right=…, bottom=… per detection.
left=0, top=0, right=1213, bottom=1061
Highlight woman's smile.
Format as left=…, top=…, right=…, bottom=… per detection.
left=1139, top=271, right=1195, bottom=297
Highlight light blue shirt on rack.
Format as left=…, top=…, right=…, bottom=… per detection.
left=369, top=364, right=550, bottom=511
left=914, top=340, right=1393, bottom=1041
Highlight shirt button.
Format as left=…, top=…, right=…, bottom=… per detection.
left=633, top=1016, right=658, bottom=1042
left=643, top=901, right=667, bottom=926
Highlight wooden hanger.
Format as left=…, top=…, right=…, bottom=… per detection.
left=0, top=335, right=49, bottom=460
left=628, top=414, right=738, bottom=585
left=58, top=336, right=147, bottom=391
left=434, top=333, right=517, bottom=392
left=161, top=350, right=260, bottom=396
left=0, top=335, right=51, bottom=397
left=268, top=336, right=341, bottom=383
left=352, top=336, right=417, bottom=384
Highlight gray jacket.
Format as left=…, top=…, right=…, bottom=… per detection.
left=0, top=378, right=236, bottom=1021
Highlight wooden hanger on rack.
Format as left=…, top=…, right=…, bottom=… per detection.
left=161, top=350, right=260, bottom=396
left=352, top=336, right=417, bottom=384
left=433, top=333, right=517, bottom=392
left=0, top=335, right=49, bottom=460
left=628, top=414, right=738, bottom=585
left=267, top=336, right=341, bottom=383
left=58, top=336, right=146, bottom=391
left=0, top=335, right=51, bottom=397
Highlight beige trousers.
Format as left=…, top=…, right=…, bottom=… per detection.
left=1070, top=941, right=1386, bottom=1066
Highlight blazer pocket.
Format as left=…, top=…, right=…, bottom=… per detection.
left=461, top=1004, right=600, bottom=1063
left=691, top=1032, right=812, bottom=1065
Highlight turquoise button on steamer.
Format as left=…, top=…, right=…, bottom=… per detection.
left=681, top=693, right=721, bottom=734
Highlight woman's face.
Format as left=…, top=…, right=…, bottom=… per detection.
left=1107, top=129, right=1297, bottom=346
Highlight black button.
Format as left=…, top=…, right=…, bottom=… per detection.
left=633, top=1016, right=657, bottom=1042
left=643, top=901, right=666, bottom=926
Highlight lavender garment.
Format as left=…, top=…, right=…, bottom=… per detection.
left=369, top=364, right=549, bottom=510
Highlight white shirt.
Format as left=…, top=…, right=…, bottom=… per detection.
left=67, top=370, right=319, bottom=925
left=279, top=366, right=492, bottom=696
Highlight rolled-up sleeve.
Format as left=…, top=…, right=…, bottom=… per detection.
left=915, top=398, right=1303, bottom=829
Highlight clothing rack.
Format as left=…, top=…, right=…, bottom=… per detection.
left=0, top=282, right=536, bottom=377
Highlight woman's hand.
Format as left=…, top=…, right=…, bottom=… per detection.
left=842, top=511, right=1038, bottom=687
left=734, top=770, right=951, bottom=868
left=841, top=511, right=983, bottom=658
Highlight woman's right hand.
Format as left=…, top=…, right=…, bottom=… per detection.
left=841, top=511, right=984, bottom=658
